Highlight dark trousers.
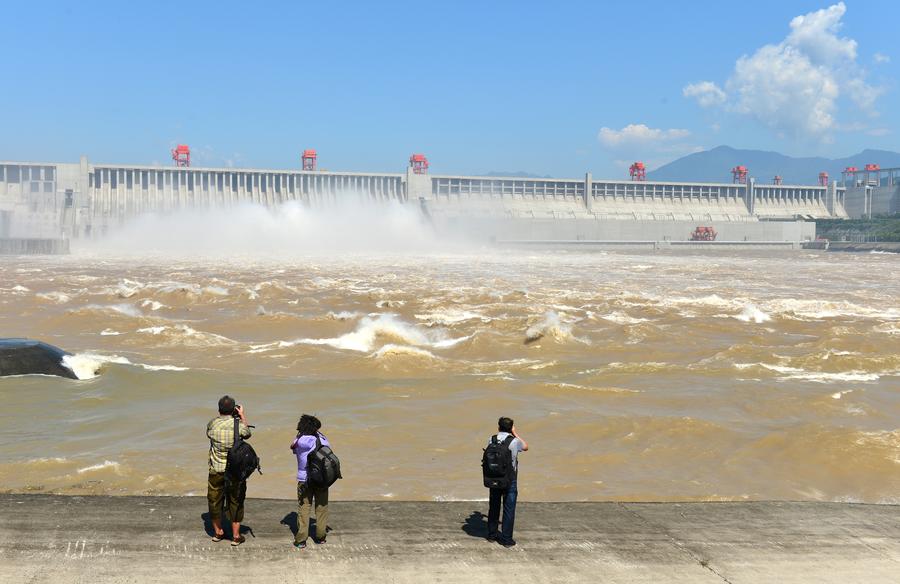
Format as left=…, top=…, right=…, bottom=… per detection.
left=487, top=479, right=518, bottom=542
left=207, top=472, right=246, bottom=523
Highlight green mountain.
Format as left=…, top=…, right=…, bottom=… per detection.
left=648, top=146, right=900, bottom=185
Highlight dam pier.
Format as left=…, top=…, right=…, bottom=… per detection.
left=0, top=152, right=867, bottom=245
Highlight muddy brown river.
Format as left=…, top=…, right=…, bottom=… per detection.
left=1, top=245, right=898, bottom=502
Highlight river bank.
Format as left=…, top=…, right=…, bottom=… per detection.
left=2, top=494, right=899, bottom=583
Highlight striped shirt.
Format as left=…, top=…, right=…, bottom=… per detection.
left=207, top=416, right=251, bottom=473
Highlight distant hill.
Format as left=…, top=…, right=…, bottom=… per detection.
left=648, top=145, right=900, bottom=185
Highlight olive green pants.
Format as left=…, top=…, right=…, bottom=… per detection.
left=296, top=481, right=329, bottom=543
left=207, top=472, right=246, bottom=523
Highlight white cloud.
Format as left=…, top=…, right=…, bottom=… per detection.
left=597, top=124, right=690, bottom=147
left=866, top=127, right=890, bottom=137
left=730, top=44, right=839, bottom=136
left=873, top=52, right=890, bottom=64
left=682, top=2, right=882, bottom=139
left=785, top=3, right=856, bottom=64
left=683, top=81, right=727, bottom=107
left=599, top=125, right=701, bottom=171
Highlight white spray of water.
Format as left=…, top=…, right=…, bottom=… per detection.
left=525, top=311, right=585, bottom=344
left=735, top=303, right=771, bottom=323
left=62, top=353, right=132, bottom=380
left=251, top=314, right=469, bottom=354
left=78, top=201, right=466, bottom=257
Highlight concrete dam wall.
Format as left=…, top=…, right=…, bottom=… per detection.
left=0, top=157, right=848, bottom=243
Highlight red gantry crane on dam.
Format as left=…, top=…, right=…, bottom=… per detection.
left=302, top=149, right=318, bottom=171
left=818, top=172, right=829, bottom=186
left=171, top=144, right=191, bottom=167
left=409, top=153, right=429, bottom=174
left=773, top=175, right=783, bottom=185
left=731, top=165, right=748, bottom=184
left=629, top=161, right=646, bottom=181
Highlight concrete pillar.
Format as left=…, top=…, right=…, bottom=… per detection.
left=826, top=181, right=836, bottom=216
left=584, top=172, right=592, bottom=212
left=406, top=166, right=431, bottom=204
left=745, top=178, right=755, bottom=215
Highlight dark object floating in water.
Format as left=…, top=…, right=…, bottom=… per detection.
left=0, top=339, right=78, bottom=379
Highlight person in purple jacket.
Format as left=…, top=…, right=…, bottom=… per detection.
left=290, top=414, right=330, bottom=548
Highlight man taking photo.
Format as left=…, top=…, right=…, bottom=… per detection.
left=485, top=416, right=528, bottom=547
left=206, top=395, right=252, bottom=546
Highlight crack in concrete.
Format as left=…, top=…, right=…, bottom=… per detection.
left=619, top=503, right=734, bottom=584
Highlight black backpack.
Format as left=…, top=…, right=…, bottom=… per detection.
left=226, top=417, right=261, bottom=482
left=482, top=434, right=515, bottom=489
left=306, top=435, right=342, bottom=488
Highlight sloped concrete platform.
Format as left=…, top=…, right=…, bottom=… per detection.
left=1, top=495, right=898, bottom=583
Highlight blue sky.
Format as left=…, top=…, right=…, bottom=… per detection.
left=2, top=1, right=897, bottom=178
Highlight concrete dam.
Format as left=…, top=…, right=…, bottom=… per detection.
left=0, top=154, right=854, bottom=245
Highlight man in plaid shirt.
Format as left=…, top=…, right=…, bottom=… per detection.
left=207, top=395, right=252, bottom=545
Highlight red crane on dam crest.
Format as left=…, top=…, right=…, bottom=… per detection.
left=629, top=161, right=646, bottom=181
left=171, top=145, right=191, bottom=167
left=409, top=153, right=429, bottom=174
left=302, top=149, right=318, bottom=171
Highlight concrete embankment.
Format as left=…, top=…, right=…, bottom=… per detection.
left=826, top=242, right=900, bottom=253
left=2, top=495, right=899, bottom=583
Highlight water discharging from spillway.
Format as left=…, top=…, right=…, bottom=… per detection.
left=1, top=203, right=898, bottom=502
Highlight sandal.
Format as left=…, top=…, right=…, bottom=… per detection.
left=231, top=535, right=246, bottom=547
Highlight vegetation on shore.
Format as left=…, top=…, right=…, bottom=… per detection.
left=816, top=214, right=900, bottom=242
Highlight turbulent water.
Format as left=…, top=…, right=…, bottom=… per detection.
left=1, top=246, right=899, bottom=503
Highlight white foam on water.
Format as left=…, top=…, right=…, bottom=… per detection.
left=765, top=298, right=900, bottom=321
left=832, top=390, right=854, bottom=400
left=734, top=303, right=771, bottom=323
left=77, top=303, right=144, bottom=318
left=140, top=299, right=166, bottom=311
left=525, top=311, right=586, bottom=344
left=544, top=382, right=639, bottom=393
left=62, top=353, right=132, bottom=380
left=37, top=291, right=71, bottom=304
left=203, top=285, right=229, bottom=296
left=137, top=326, right=168, bottom=335
left=376, top=299, right=405, bottom=308
left=370, top=344, right=438, bottom=359
left=327, top=310, right=360, bottom=321
left=116, top=281, right=143, bottom=298
left=600, top=311, right=649, bottom=325
left=100, top=329, right=122, bottom=336
left=291, top=314, right=468, bottom=353
left=138, top=364, right=190, bottom=371
left=414, top=309, right=488, bottom=325
left=77, top=460, right=121, bottom=474
left=755, top=363, right=881, bottom=383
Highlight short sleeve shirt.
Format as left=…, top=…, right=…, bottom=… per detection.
left=207, top=416, right=251, bottom=473
left=487, top=432, right=525, bottom=471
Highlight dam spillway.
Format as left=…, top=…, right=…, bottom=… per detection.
left=0, top=156, right=851, bottom=243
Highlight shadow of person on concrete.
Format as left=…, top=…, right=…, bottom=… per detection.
left=280, top=512, right=298, bottom=538
left=462, top=511, right=489, bottom=538
left=201, top=512, right=215, bottom=537
left=281, top=512, right=332, bottom=539
left=200, top=512, right=254, bottom=539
